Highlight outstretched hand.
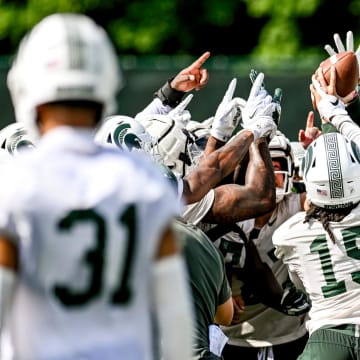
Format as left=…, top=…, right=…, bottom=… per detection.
left=210, top=78, right=246, bottom=142
left=241, top=72, right=278, bottom=140
left=323, top=30, right=360, bottom=98
left=324, top=31, right=360, bottom=64
left=313, top=65, right=358, bottom=107
left=249, top=68, right=282, bottom=125
left=298, top=111, right=322, bottom=150
left=170, top=51, right=211, bottom=92
left=310, top=71, right=347, bottom=122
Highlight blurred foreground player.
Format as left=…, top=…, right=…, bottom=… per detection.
left=0, top=13, right=193, bottom=360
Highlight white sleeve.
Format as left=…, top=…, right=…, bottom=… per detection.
left=331, top=113, right=360, bottom=144
left=135, top=98, right=173, bottom=121
left=152, top=254, right=194, bottom=360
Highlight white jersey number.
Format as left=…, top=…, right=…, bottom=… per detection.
left=53, top=206, right=137, bottom=306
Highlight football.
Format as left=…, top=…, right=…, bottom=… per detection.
left=319, top=51, right=359, bottom=97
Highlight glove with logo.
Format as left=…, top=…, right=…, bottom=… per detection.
left=210, top=78, right=246, bottom=142
left=280, top=286, right=311, bottom=316
left=241, top=72, right=278, bottom=141
left=249, top=69, right=282, bottom=126
left=312, top=77, right=347, bottom=121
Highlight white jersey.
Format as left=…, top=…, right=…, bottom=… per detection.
left=273, top=205, right=360, bottom=335
left=182, top=190, right=215, bottom=225
left=221, top=193, right=308, bottom=347
left=0, top=127, right=181, bottom=360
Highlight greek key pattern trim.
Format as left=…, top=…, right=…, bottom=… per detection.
left=325, top=133, right=343, bottom=199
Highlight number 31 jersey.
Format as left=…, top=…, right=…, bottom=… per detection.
left=0, top=128, right=181, bottom=360
left=273, top=205, right=360, bottom=335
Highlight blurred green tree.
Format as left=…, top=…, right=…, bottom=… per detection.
left=0, top=0, right=359, bottom=62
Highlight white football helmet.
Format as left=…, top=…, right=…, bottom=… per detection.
left=303, top=132, right=360, bottom=209
left=139, top=114, right=203, bottom=177
left=290, top=141, right=305, bottom=178
left=0, top=123, right=35, bottom=156
left=269, top=131, right=295, bottom=202
left=95, top=115, right=158, bottom=157
left=186, top=117, right=213, bottom=151
left=7, top=13, right=122, bottom=141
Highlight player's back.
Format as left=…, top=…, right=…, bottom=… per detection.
left=273, top=207, right=360, bottom=335
left=0, top=128, right=179, bottom=360
left=173, top=220, right=231, bottom=356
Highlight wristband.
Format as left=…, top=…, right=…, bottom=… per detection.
left=210, top=128, right=230, bottom=143
left=154, top=78, right=185, bottom=108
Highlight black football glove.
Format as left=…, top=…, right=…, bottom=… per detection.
left=279, top=287, right=311, bottom=316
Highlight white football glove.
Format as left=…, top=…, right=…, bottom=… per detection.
left=210, top=78, right=246, bottom=142
left=313, top=78, right=347, bottom=121
left=241, top=73, right=278, bottom=140
left=324, top=31, right=360, bottom=76
left=168, top=94, right=193, bottom=127
left=249, top=68, right=282, bottom=126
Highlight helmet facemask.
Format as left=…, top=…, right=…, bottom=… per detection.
left=139, top=115, right=205, bottom=178
left=269, top=131, right=295, bottom=203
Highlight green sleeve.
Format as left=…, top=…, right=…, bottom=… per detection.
left=321, top=122, right=338, bottom=133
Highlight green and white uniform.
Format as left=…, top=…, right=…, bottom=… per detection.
left=273, top=206, right=360, bottom=335
left=0, top=127, right=181, bottom=360
left=220, top=193, right=307, bottom=347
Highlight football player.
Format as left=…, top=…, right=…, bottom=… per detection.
left=273, top=132, right=360, bottom=359
left=0, top=13, right=193, bottom=360
left=95, top=121, right=233, bottom=359
left=138, top=73, right=280, bottom=227
left=299, top=31, right=360, bottom=149
left=219, top=131, right=309, bottom=360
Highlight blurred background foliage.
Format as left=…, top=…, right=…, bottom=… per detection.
left=0, top=0, right=360, bottom=140
left=0, top=0, right=359, bottom=61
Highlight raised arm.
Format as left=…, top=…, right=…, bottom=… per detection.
left=202, top=137, right=276, bottom=224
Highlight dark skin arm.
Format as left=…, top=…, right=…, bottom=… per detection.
left=182, top=130, right=255, bottom=205
left=203, top=134, right=227, bottom=155
left=201, top=137, right=276, bottom=224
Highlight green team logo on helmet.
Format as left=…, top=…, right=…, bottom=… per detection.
left=112, top=123, right=142, bottom=151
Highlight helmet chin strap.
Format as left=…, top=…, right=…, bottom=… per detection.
left=178, top=128, right=197, bottom=177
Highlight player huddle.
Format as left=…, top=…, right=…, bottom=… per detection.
left=0, top=11, right=359, bottom=360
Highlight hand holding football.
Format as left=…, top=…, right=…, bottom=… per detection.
left=319, top=51, right=359, bottom=97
